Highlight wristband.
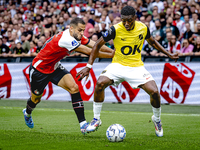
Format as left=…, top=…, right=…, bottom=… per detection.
left=86, top=63, right=92, bottom=69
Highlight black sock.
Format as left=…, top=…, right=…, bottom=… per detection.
left=71, top=92, right=86, bottom=123
left=26, top=97, right=36, bottom=114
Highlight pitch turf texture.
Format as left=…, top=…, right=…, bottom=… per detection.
left=0, top=100, right=200, bottom=150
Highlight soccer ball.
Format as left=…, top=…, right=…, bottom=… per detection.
left=106, top=124, right=126, bottom=142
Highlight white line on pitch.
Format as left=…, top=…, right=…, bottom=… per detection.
left=1, top=106, right=200, bottom=117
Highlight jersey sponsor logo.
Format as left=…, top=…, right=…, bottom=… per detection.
left=110, top=81, right=140, bottom=102
left=160, top=63, right=195, bottom=104
left=23, top=65, right=53, bottom=99
left=72, top=40, right=78, bottom=46
left=103, top=31, right=108, bottom=37
left=121, top=44, right=141, bottom=55
left=0, top=64, right=12, bottom=98
left=70, top=63, right=97, bottom=101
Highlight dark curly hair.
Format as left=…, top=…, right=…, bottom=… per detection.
left=121, top=6, right=136, bottom=16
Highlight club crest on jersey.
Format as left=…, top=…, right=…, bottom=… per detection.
left=72, top=40, right=78, bottom=46
left=139, top=34, right=143, bottom=40
left=103, top=31, right=108, bottom=37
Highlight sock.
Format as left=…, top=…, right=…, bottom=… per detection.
left=80, top=120, right=87, bottom=127
left=71, top=92, right=85, bottom=123
left=152, top=106, right=161, bottom=122
left=26, top=97, right=36, bottom=115
left=93, top=102, right=103, bottom=120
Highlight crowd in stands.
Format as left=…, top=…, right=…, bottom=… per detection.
left=0, top=0, right=200, bottom=59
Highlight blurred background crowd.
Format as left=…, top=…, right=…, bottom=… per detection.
left=0, top=0, right=200, bottom=59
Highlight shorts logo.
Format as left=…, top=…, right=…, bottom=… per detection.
left=103, top=31, right=108, bottom=37
left=34, top=89, right=40, bottom=95
left=160, top=63, right=195, bottom=104
left=72, top=40, right=78, bottom=46
left=101, top=70, right=106, bottom=74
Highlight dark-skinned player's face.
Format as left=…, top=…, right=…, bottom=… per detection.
left=121, top=15, right=136, bottom=31
left=72, top=23, right=85, bottom=41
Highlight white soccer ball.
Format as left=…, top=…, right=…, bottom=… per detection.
left=106, top=124, right=126, bottom=142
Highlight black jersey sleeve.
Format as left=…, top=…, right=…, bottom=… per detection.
left=102, top=26, right=116, bottom=42
left=145, top=25, right=151, bottom=39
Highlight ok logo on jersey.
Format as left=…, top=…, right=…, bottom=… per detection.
left=70, top=63, right=97, bottom=101
left=121, top=44, right=141, bottom=55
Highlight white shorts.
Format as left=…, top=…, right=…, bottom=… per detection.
left=99, top=63, right=154, bottom=88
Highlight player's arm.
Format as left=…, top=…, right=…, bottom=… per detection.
left=76, top=26, right=116, bottom=81
left=87, top=39, right=114, bottom=53
left=81, top=35, right=114, bottom=57
left=145, top=26, right=179, bottom=62
left=74, top=42, right=113, bottom=58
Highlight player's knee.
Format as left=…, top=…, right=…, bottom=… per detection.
left=150, top=89, right=160, bottom=101
left=69, top=84, right=79, bottom=94
left=95, top=80, right=106, bottom=91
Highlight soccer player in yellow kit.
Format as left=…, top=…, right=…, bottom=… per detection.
left=77, top=6, right=179, bottom=137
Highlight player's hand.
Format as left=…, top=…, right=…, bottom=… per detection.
left=76, top=67, right=91, bottom=81
left=169, top=53, right=179, bottom=62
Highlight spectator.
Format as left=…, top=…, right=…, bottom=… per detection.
left=183, top=22, right=194, bottom=43
left=152, top=19, right=162, bottom=44
left=91, top=33, right=98, bottom=42
left=189, top=13, right=200, bottom=32
left=68, top=0, right=80, bottom=15
left=63, top=13, right=71, bottom=27
left=21, top=33, right=30, bottom=53
left=111, top=5, right=121, bottom=19
left=193, top=36, right=200, bottom=55
left=26, top=41, right=37, bottom=57
left=152, top=0, right=164, bottom=13
left=161, top=16, right=180, bottom=40
left=184, top=15, right=190, bottom=23
left=180, top=39, right=194, bottom=56
left=94, top=24, right=102, bottom=39
left=0, top=36, right=11, bottom=57
left=84, top=18, right=94, bottom=38
left=173, top=11, right=186, bottom=41
left=22, top=21, right=33, bottom=42
left=50, top=24, right=59, bottom=37
left=35, top=40, right=43, bottom=54
left=167, top=35, right=181, bottom=54
left=145, top=14, right=156, bottom=33
left=57, top=17, right=65, bottom=32
left=13, top=42, right=25, bottom=57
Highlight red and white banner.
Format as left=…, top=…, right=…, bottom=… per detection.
left=0, top=62, right=200, bottom=104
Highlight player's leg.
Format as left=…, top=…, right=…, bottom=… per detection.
left=139, top=80, right=163, bottom=137
left=23, top=64, right=48, bottom=128
left=23, top=93, right=42, bottom=128
left=87, top=75, right=114, bottom=132
left=54, top=70, right=88, bottom=134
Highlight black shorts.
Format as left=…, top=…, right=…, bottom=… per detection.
left=29, top=64, right=70, bottom=95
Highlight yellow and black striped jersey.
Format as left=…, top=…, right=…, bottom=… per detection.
left=103, top=21, right=150, bottom=67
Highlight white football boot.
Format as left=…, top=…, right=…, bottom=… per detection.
left=86, top=118, right=102, bottom=132
left=151, top=115, right=163, bottom=137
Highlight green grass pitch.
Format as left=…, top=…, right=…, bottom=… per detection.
left=0, top=99, right=200, bottom=150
